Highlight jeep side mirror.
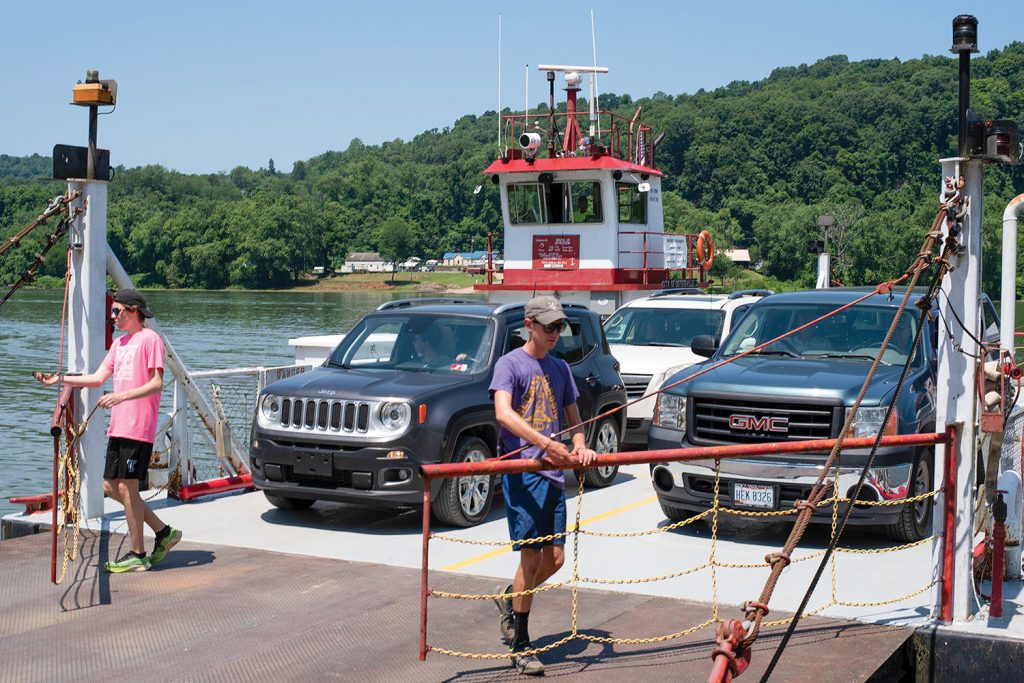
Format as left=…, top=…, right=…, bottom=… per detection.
left=691, top=335, right=717, bottom=358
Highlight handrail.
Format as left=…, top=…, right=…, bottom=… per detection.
left=499, top=110, right=656, bottom=168
left=421, top=432, right=950, bottom=479
left=49, top=385, right=75, bottom=437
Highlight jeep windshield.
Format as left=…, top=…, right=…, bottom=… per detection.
left=326, top=314, right=494, bottom=373
left=720, top=302, right=919, bottom=366
left=604, top=307, right=725, bottom=347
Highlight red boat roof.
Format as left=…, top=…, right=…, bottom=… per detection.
left=483, top=156, right=663, bottom=176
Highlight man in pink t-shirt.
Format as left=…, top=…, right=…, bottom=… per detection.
left=37, top=289, right=182, bottom=573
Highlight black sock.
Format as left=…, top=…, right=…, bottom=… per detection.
left=132, top=550, right=147, bottom=559
left=513, top=611, right=530, bottom=648
left=156, top=526, right=170, bottom=540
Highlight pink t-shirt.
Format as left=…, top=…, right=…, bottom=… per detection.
left=101, top=327, right=165, bottom=443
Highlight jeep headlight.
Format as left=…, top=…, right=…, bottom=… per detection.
left=380, top=402, right=412, bottom=431
left=259, top=394, right=281, bottom=423
left=850, top=406, right=897, bottom=438
left=655, top=394, right=687, bottom=431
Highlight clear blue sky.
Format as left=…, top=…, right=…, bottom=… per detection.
left=3, top=1, right=1019, bottom=174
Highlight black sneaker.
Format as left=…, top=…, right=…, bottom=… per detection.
left=510, top=643, right=544, bottom=676
left=493, top=584, right=515, bottom=644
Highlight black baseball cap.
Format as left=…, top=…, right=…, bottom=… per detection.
left=113, top=288, right=154, bottom=318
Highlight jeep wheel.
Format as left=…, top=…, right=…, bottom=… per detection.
left=885, top=450, right=933, bottom=542
left=576, top=418, right=621, bottom=488
left=264, top=492, right=316, bottom=511
left=432, top=436, right=495, bottom=527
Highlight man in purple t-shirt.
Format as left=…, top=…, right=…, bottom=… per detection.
left=37, top=289, right=181, bottom=573
left=488, top=296, right=596, bottom=676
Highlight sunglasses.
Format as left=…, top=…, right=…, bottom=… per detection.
left=110, top=306, right=133, bottom=317
left=536, top=320, right=566, bottom=334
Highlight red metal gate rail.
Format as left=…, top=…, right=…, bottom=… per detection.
left=418, top=430, right=956, bottom=665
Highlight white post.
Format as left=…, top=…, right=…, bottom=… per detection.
left=934, top=157, right=984, bottom=621
left=66, top=180, right=108, bottom=519
left=815, top=253, right=831, bottom=289
left=1000, top=194, right=1024, bottom=579
left=169, top=381, right=191, bottom=488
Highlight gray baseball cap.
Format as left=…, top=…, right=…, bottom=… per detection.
left=524, top=296, right=566, bottom=325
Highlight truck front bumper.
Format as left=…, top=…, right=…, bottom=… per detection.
left=648, top=426, right=925, bottom=524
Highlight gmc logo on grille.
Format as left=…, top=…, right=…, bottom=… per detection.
left=729, top=414, right=789, bottom=433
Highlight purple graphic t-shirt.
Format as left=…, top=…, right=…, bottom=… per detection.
left=489, top=348, right=580, bottom=488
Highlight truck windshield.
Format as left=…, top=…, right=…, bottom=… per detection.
left=720, top=303, right=919, bottom=365
left=604, top=307, right=725, bottom=347
left=327, top=315, right=493, bottom=373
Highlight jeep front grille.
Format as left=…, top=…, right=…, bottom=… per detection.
left=279, top=398, right=371, bottom=433
left=692, top=396, right=838, bottom=444
left=621, top=374, right=653, bottom=400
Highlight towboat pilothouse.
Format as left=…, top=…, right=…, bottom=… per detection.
left=475, top=64, right=710, bottom=315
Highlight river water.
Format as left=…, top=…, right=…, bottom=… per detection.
left=2, top=290, right=1023, bottom=520
left=0, top=289, right=408, bottom=519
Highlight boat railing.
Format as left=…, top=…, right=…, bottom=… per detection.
left=500, top=110, right=655, bottom=168
left=160, top=363, right=312, bottom=492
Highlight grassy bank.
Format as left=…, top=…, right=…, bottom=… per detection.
left=287, top=271, right=484, bottom=293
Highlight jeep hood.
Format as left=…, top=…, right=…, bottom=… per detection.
left=263, top=366, right=476, bottom=401
left=672, top=356, right=903, bottom=405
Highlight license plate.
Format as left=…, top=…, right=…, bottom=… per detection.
left=294, top=452, right=332, bottom=477
left=732, top=482, right=775, bottom=510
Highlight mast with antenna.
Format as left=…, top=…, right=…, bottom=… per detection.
left=497, top=14, right=502, bottom=156
left=590, top=10, right=600, bottom=139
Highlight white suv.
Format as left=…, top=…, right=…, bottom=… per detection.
left=603, top=289, right=771, bottom=445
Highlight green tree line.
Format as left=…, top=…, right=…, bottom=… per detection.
left=2, top=45, right=1023, bottom=293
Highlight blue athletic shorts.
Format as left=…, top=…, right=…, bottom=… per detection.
left=502, top=471, right=566, bottom=551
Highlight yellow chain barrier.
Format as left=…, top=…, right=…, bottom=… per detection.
left=53, top=412, right=88, bottom=585
left=425, top=462, right=945, bottom=659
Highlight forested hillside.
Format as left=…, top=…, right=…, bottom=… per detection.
left=2, top=45, right=1023, bottom=292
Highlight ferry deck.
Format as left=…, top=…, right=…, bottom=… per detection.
left=3, top=463, right=1022, bottom=681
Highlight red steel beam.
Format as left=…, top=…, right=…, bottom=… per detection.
left=940, top=424, right=958, bottom=623
left=419, top=480, right=431, bottom=661
left=176, top=474, right=254, bottom=500
left=422, top=433, right=950, bottom=479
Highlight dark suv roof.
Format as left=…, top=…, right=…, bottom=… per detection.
left=372, top=298, right=594, bottom=318
left=756, top=287, right=937, bottom=311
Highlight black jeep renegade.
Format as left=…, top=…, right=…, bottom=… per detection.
left=249, top=299, right=626, bottom=527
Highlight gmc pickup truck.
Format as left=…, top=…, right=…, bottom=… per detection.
left=648, top=287, right=1001, bottom=541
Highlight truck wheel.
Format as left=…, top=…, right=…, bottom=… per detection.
left=264, top=492, right=316, bottom=511
left=432, top=436, right=495, bottom=527
left=885, top=450, right=933, bottom=542
left=576, top=417, right=621, bottom=488
left=659, top=499, right=690, bottom=523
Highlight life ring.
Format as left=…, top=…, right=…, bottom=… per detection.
left=696, top=230, right=715, bottom=271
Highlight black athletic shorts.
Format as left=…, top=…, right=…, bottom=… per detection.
left=104, top=436, right=153, bottom=481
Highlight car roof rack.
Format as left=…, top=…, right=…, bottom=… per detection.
left=493, top=301, right=591, bottom=316
left=728, top=289, right=774, bottom=299
left=376, top=297, right=485, bottom=311
left=649, top=287, right=704, bottom=298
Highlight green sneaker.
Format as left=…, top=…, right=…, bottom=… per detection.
left=150, top=527, right=181, bottom=565
left=104, top=552, right=150, bottom=573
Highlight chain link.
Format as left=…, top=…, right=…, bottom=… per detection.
left=426, top=448, right=945, bottom=660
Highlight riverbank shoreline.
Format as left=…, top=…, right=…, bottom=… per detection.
left=8, top=274, right=485, bottom=295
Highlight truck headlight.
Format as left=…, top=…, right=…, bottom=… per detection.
left=259, top=394, right=281, bottom=423
left=655, top=394, right=687, bottom=430
left=850, top=406, right=897, bottom=438
left=380, top=402, right=411, bottom=431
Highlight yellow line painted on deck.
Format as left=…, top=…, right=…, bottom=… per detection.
left=441, top=495, right=658, bottom=572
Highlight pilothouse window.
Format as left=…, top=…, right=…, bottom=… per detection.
left=616, top=182, right=647, bottom=224
left=508, top=183, right=544, bottom=224
left=508, top=181, right=604, bottom=226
